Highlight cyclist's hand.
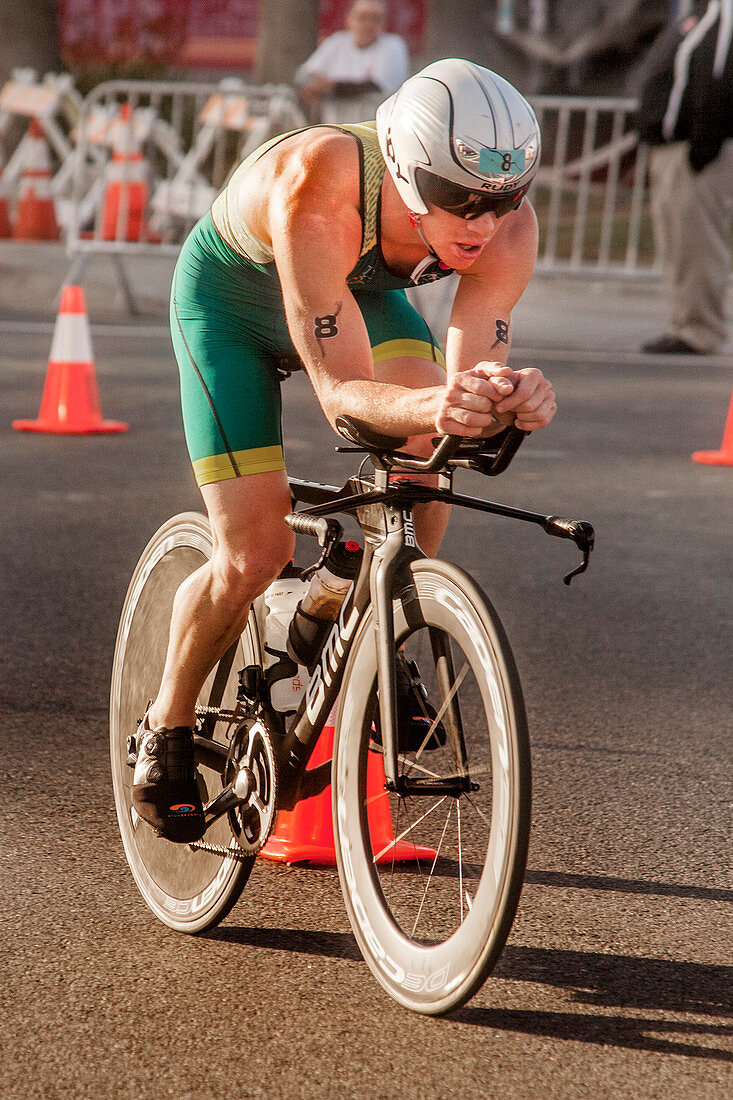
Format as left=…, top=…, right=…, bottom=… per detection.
left=435, top=367, right=517, bottom=437
left=475, top=363, right=557, bottom=432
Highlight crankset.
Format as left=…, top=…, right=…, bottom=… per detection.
left=200, top=718, right=279, bottom=856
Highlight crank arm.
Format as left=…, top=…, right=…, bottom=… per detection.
left=202, top=765, right=254, bottom=825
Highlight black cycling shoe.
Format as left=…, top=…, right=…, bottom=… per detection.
left=130, top=712, right=206, bottom=843
left=372, top=659, right=447, bottom=754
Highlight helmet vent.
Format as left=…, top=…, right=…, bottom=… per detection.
left=456, top=140, right=478, bottom=161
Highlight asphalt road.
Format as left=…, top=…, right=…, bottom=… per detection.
left=1, top=325, right=731, bottom=1099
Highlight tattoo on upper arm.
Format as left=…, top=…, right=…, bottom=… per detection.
left=314, top=303, right=342, bottom=355
left=491, top=318, right=510, bottom=350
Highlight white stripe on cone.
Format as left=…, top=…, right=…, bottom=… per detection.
left=49, top=310, right=94, bottom=366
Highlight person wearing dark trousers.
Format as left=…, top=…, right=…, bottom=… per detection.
left=638, top=0, right=733, bottom=355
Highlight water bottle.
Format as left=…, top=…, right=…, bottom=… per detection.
left=263, top=564, right=309, bottom=713
left=287, top=540, right=362, bottom=668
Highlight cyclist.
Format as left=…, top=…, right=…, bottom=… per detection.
left=132, top=58, right=556, bottom=843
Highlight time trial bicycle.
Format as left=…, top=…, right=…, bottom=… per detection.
left=110, top=417, right=594, bottom=1015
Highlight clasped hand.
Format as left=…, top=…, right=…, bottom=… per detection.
left=435, top=363, right=557, bottom=437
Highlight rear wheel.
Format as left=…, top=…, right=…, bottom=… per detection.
left=333, top=559, right=531, bottom=1014
left=110, top=512, right=259, bottom=933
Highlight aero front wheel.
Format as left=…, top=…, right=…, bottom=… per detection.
left=333, top=559, right=531, bottom=1015
left=110, top=512, right=259, bottom=933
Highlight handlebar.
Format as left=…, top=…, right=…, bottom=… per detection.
left=290, top=417, right=595, bottom=586
left=334, top=415, right=528, bottom=476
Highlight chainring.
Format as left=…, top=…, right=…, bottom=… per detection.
left=226, top=718, right=278, bottom=856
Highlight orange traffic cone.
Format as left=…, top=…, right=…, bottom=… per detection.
left=12, top=285, right=128, bottom=435
left=259, top=722, right=437, bottom=865
left=12, top=119, right=60, bottom=241
left=692, top=389, right=733, bottom=465
left=100, top=103, right=149, bottom=242
left=0, top=170, right=11, bottom=238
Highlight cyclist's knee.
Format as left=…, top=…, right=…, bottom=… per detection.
left=202, top=471, right=295, bottom=604
left=212, top=524, right=294, bottom=604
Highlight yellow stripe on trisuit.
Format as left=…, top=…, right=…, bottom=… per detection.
left=371, top=339, right=446, bottom=369
left=192, top=444, right=286, bottom=487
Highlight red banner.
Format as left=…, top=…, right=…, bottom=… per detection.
left=59, top=0, right=259, bottom=69
left=59, top=0, right=425, bottom=71
left=177, top=0, right=260, bottom=68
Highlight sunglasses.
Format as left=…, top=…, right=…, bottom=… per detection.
left=415, top=168, right=528, bottom=220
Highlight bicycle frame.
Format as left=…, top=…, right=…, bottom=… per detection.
left=277, top=453, right=594, bottom=796
left=196, top=425, right=594, bottom=822
left=278, top=473, right=421, bottom=795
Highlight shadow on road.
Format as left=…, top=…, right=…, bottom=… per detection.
left=206, top=924, right=362, bottom=962
left=525, top=868, right=733, bottom=902
left=451, top=1004, right=733, bottom=1061
left=457, top=940, right=732, bottom=1059
left=494, top=944, right=731, bottom=1018
left=208, top=871, right=732, bottom=1060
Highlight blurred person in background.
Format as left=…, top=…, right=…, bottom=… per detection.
left=296, top=0, right=409, bottom=124
left=638, top=0, right=733, bottom=355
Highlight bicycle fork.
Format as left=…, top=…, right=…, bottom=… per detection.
left=371, top=501, right=422, bottom=790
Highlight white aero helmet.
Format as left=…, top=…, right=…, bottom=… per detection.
left=376, top=58, right=540, bottom=218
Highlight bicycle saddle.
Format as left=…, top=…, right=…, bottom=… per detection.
left=335, top=415, right=408, bottom=452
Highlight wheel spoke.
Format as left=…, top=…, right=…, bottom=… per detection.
left=399, top=759, right=492, bottom=784
left=371, top=794, right=449, bottom=864
left=410, top=802, right=454, bottom=939
left=462, top=791, right=493, bottom=831
left=396, top=755, right=441, bottom=779
left=412, top=661, right=469, bottom=765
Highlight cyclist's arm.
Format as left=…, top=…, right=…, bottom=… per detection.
left=447, top=200, right=556, bottom=432
left=268, top=135, right=511, bottom=438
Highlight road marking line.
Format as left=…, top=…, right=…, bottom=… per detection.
left=0, top=320, right=170, bottom=338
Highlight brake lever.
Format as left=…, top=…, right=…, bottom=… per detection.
left=543, top=517, right=596, bottom=585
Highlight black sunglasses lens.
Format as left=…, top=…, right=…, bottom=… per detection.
left=416, top=168, right=526, bottom=219
left=464, top=191, right=525, bottom=219
left=415, top=170, right=471, bottom=209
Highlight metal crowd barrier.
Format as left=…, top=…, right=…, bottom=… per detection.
left=63, top=82, right=657, bottom=308
left=531, top=94, right=656, bottom=277
left=65, top=78, right=306, bottom=308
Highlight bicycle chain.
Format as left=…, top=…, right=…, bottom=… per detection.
left=188, top=839, right=253, bottom=862
left=195, top=705, right=238, bottom=719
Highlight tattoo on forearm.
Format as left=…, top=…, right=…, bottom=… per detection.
left=314, top=303, right=342, bottom=355
left=491, top=318, right=510, bottom=349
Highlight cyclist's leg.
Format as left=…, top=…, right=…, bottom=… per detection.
left=150, top=215, right=296, bottom=732
left=149, top=472, right=294, bottom=731
left=360, top=288, right=449, bottom=556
